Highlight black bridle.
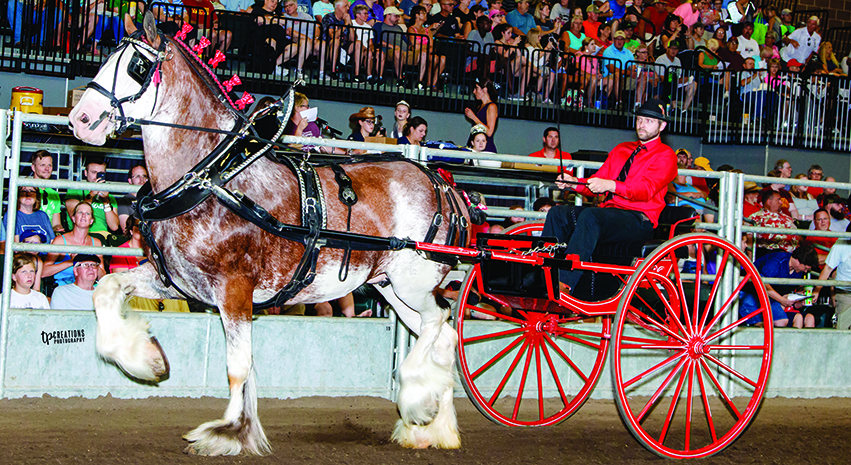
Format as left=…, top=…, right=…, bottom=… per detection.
left=84, top=31, right=171, bottom=136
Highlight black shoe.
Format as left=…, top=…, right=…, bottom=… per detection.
left=354, top=74, right=365, bottom=83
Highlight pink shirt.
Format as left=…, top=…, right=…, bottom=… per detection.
left=674, top=3, right=700, bottom=27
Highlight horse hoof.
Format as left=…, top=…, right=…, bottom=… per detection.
left=149, top=336, right=170, bottom=380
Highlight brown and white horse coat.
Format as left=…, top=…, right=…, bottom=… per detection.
left=68, top=16, right=467, bottom=456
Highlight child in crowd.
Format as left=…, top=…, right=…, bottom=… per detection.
left=6, top=253, right=50, bottom=309
left=4, top=186, right=55, bottom=244
left=18, top=230, right=46, bottom=291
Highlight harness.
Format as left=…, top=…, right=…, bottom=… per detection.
left=93, top=35, right=471, bottom=310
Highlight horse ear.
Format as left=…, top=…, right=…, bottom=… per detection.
left=143, top=11, right=161, bottom=49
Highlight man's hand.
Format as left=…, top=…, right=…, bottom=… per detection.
left=789, top=39, right=799, bottom=48
left=587, top=177, right=616, bottom=194
left=554, top=173, right=579, bottom=190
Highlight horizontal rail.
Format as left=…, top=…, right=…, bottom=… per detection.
left=11, top=243, right=145, bottom=257
left=18, top=178, right=142, bottom=194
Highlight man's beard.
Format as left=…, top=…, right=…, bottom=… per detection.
left=831, top=209, right=846, bottom=220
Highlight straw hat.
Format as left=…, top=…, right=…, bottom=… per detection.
left=349, top=107, right=376, bottom=123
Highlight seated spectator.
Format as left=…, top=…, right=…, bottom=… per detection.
left=673, top=0, right=702, bottom=29
left=811, top=194, right=849, bottom=233
left=817, top=177, right=837, bottom=207
left=348, top=106, right=377, bottom=141
left=560, top=14, right=585, bottom=54
left=533, top=197, right=555, bottom=213
left=350, top=4, right=376, bottom=82
left=790, top=173, right=819, bottom=223
left=742, top=181, right=761, bottom=218
left=455, top=0, right=476, bottom=37
left=4, top=186, right=55, bottom=244
left=488, top=205, right=526, bottom=233
left=657, top=14, right=686, bottom=56
left=525, top=27, right=557, bottom=101
left=19, top=230, right=46, bottom=291
left=51, top=254, right=101, bottom=310
left=602, top=30, right=633, bottom=105
left=808, top=208, right=836, bottom=265
left=312, top=0, right=334, bottom=21
left=527, top=126, right=572, bottom=173
left=28, top=150, right=64, bottom=234
left=388, top=100, right=410, bottom=139
left=739, top=245, right=819, bottom=328
left=583, top=4, right=602, bottom=41
left=759, top=169, right=797, bottom=218
left=736, top=21, right=759, bottom=62
left=284, top=92, right=346, bottom=153
left=717, top=36, right=745, bottom=71
left=813, top=229, right=851, bottom=330
left=110, top=218, right=190, bottom=312
left=807, top=164, right=824, bottom=198
left=466, top=14, right=494, bottom=78
left=349, top=0, right=383, bottom=23
left=505, top=0, right=535, bottom=36
left=687, top=22, right=707, bottom=50
left=282, top=0, right=321, bottom=71
left=550, top=0, right=571, bottom=23
left=656, top=41, right=696, bottom=113
left=5, top=253, right=49, bottom=310
left=749, top=189, right=798, bottom=257
left=596, top=21, right=613, bottom=50
left=468, top=124, right=499, bottom=167
left=319, top=0, right=353, bottom=80
left=668, top=161, right=709, bottom=218
left=427, top=0, right=463, bottom=38
left=370, top=6, right=407, bottom=85
left=630, top=44, right=661, bottom=108
left=642, top=0, right=668, bottom=41
left=397, top=116, right=428, bottom=145
left=811, top=41, right=846, bottom=77
left=739, top=57, right=767, bottom=116
left=780, top=16, right=820, bottom=67
left=247, top=0, right=292, bottom=78
left=491, top=23, right=528, bottom=98
left=64, top=156, right=119, bottom=243
left=43, top=202, right=106, bottom=288
left=409, top=5, right=446, bottom=89
left=117, top=164, right=148, bottom=233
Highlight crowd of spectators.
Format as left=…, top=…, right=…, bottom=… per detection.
left=21, top=0, right=847, bottom=111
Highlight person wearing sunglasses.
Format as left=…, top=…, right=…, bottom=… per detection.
left=780, top=15, right=821, bottom=67
left=50, top=254, right=102, bottom=310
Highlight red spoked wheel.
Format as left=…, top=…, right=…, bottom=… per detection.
left=453, top=220, right=611, bottom=427
left=611, top=233, right=773, bottom=459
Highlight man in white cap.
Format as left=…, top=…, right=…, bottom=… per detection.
left=371, top=6, right=408, bottom=84
left=51, top=254, right=100, bottom=311
left=781, top=15, right=820, bottom=66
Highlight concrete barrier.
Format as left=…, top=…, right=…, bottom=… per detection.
left=3, top=311, right=850, bottom=400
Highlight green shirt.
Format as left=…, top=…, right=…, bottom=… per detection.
left=39, top=187, right=62, bottom=227
left=65, top=190, right=118, bottom=233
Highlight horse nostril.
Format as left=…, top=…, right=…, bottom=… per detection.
left=80, top=113, right=90, bottom=124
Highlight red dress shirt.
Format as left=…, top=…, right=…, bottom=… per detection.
left=572, top=137, right=677, bottom=227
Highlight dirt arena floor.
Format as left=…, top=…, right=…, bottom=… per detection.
left=1, top=395, right=849, bottom=464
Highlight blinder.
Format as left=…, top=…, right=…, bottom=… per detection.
left=128, top=51, right=154, bottom=86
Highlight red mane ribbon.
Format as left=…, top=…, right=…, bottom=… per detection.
left=192, top=37, right=211, bottom=54
left=234, top=92, right=254, bottom=110
left=222, top=75, right=241, bottom=92
left=208, top=50, right=226, bottom=68
left=175, top=24, right=193, bottom=41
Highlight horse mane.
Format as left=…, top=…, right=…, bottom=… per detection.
left=166, top=35, right=249, bottom=120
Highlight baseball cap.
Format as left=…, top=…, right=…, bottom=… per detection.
left=19, top=230, right=47, bottom=243
left=73, top=254, right=101, bottom=265
left=586, top=4, right=599, bottom=13
left=693, top=157, right=713, bottom=171
left=384, top=6, right=404, bottom=16
left=613, top=30, right=626, bottom=39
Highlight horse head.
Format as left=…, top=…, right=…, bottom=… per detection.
left=69, top=12, right=170, bottom=145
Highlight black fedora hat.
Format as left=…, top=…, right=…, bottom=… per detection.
left=633, top=98, right=668, bottom=122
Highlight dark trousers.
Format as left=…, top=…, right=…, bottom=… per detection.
left=542, top=205, right=655, bottom=291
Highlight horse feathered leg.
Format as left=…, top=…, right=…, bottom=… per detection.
left=93, top=267, right=174, bottom=381
left=375, top=274, right=461, bottom=449
left=184, top=281, right=270, bottom=456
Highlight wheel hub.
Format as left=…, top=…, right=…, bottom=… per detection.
left=686, top=337, right=710, bottom=359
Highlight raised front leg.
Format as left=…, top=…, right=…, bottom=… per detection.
left=93, top=264, right=179, bottom=381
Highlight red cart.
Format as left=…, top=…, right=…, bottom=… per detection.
left=418, top=218, right=772, bottom=460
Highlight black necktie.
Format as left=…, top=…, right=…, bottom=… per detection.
left=605, top=145, right=646, bottom=201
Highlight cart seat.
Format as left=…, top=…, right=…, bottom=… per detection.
left=592, top=205, right=699, bottom=260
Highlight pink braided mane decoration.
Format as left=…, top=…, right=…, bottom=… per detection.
left=170, top=33, right=251, bottom=112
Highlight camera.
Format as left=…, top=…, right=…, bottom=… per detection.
left=96, top=172, right=106, bottom=181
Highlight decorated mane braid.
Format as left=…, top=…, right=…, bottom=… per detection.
left=168, top=24, right=254, bottom=111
